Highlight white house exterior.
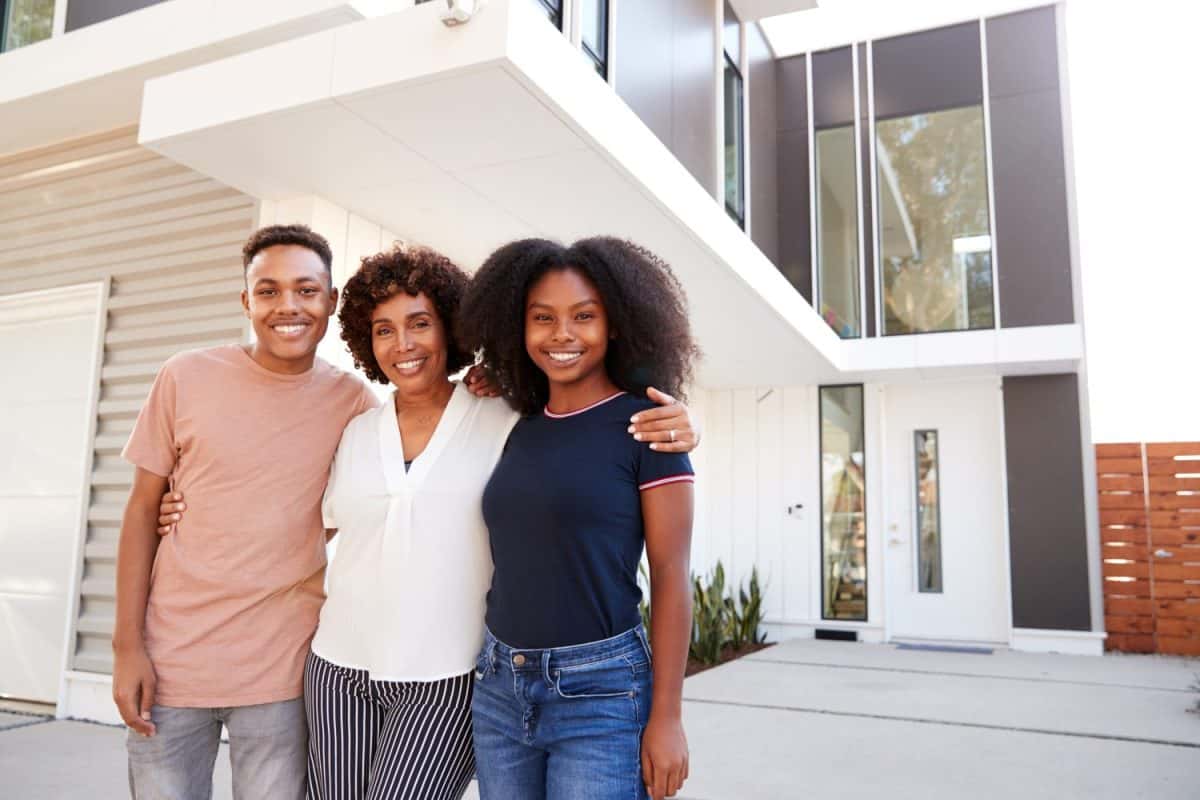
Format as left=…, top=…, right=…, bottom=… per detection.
left=0, top=0, right=1102, bottom=724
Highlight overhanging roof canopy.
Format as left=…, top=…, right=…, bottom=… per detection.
left=139, top=0, right=842, bottom=387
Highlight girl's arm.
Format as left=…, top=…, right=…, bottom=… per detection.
left=640, top=482, right=694, bottom=800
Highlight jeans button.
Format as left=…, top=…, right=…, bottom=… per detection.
left=512, top=654, right=526, bottom=667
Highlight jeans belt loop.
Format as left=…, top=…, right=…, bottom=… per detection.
left=541, top=650, right=554, bottom=686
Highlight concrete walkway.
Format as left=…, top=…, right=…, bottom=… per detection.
left=2, top=640, right=1197, bottom=798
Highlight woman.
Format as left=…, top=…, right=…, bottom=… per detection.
left=459, top=237, right=697, bottom=800
left=157, top=243, right=696, bottom=799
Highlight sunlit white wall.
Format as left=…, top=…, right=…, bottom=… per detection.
left=1064, top=1, right=1200, bottom=443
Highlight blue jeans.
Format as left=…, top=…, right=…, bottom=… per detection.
left=471, top=626, right=653, bottom=800
left=126, top=699, right=306, bottom=800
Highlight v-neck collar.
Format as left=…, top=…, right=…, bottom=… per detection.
left=378, top=382, right=470, bottom=494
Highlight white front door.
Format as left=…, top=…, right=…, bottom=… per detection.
left=0, top=284, right=104, bottom=702
left=882, top=378, right=1009, bottom=644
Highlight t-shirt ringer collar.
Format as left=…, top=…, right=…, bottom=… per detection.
left=542, top=391, right=627, bottom=419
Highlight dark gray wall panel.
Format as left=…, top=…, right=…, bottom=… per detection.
left=777, top=56, right=809, bottom=132
left=615, top=0, right=675, bottom=158
left=812, top=47, right=854, bottom=128
left=66, top=0, right=168, bottom=31
left=986, top=6, right=1059, bottom=98
left=615, top=0, right=717, bottom=195
left=873, top=22, right=982, bottom=120
left=777, top=126, right=811, bottom=302
left=991, top=89, right=1074, bottom=327
left=671, top=0, right=719, bottom=194
left=748, top=22, right=779, bottom=266
left=1003, top=374, right=1091, bottom=632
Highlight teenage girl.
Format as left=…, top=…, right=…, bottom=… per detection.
left=460, top=237, right=697, bottom=800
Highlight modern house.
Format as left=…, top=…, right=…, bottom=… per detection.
left=0, top=0, right=1101, bottom=725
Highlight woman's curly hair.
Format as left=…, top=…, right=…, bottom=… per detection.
left=339, top=244, right=472, bottom=384
left=458, top=237, right=699, bottom=415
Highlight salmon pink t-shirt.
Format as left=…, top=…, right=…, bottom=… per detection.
left=122, top=344, right=378, bottom=707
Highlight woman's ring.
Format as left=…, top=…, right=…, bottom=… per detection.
left=669, top=429, right=677, bottom=443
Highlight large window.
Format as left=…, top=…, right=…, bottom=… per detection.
left=534, top=0, right=563, bottom=29
left=1, top=0, right=53, bottom=52
left=876, top=106, right=994, bottom=335
left=579, top=0, right=607, bottom=78
left=820, top=385, right=867, bottom=621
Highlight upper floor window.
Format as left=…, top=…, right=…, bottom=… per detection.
left=723, top=5, right=745, bottom=228
left=812, top=46, right=861, bottom=339
left=873, top=23, right=994, bottom=336
left=2, top=0, right=54, bottom=52
left=579, top=0, right=607, bottom=78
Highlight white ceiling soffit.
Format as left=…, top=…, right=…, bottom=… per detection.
left=728, top=0, right=817, bottom=23
left=140, top=0, right=844, bottom=388
left=0, top=0, right=370, bottom=157
left=760, top=0, right=1057, bottom=57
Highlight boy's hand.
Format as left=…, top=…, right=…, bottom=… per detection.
left=641, top=712, right=689, bottom=799
left=112, top=644, right=158, bottom=737
left=157, top=493, right=185, bottom=536
left=464, top=364, right=501, bottom=398
left=628, top=388, right=701, bottom=453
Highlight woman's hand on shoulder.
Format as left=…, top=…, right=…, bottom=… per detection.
left=628, top=387, right=701, bottom=454
left=464, top=363, right=501, bottom=398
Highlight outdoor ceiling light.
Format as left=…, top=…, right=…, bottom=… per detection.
left=440, top=0, right=485, bottom=26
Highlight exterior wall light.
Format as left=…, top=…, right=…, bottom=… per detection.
left=441, top=0, right=486, bottom=26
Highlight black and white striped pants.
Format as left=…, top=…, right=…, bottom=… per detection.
left=304, top=651, right=475, bottom=800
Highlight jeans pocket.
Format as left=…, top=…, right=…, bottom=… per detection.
left=553, top=655, right=635, bottom=700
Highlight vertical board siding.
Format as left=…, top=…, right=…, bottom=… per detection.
left=0, top=128, right=256, bottom=675
left=699, top=386, right=817, bottom=624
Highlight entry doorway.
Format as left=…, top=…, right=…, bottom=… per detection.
left=882, top=378, right=1009, bottom=644
left=0, top=283, right=105, bottom=703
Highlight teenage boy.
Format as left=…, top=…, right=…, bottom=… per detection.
left=112, top=225, right=376, bottom=799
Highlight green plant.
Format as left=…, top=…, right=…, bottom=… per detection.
left=641, top=560, right=770, bottom=668
left=729, top=567, right=767, bottom=650
left=690, top=562, right=729, bottom=665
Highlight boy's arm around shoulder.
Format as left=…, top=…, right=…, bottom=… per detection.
left=112, top=467, right=170, bottom=737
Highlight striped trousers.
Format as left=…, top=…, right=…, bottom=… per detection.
left=304, top=651, right=475, bottom=800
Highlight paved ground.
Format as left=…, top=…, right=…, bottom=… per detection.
left=2, top=640, right=1197, bottom=798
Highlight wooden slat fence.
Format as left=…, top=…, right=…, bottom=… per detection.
left=1098, top=442, right=1200, bottom=656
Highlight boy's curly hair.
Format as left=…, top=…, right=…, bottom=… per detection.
left=458, top=237, right=698, bottom=415
left=339, top=245, right=472, bottom=384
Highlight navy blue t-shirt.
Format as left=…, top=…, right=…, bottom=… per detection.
left=482, top=392, right=694, bottom=649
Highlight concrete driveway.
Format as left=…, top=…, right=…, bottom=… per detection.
left=3, top=639, right=1197, bottom=799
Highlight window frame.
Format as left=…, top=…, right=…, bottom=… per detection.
left=578, top=0, right=607, bottom=79
left=723, top=51, right=746, bottom=229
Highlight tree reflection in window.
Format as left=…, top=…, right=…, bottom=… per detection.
left=876, top=106, right=994, bottom=335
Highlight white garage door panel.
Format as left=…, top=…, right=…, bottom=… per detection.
left=0, top=594, right=72, bottom=703
left=0, top=403, right=91, bottom=493
left=0, top=285, right=103, bottom=703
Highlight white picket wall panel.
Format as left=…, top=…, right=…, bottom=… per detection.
left=0, top=127, right=256, bottom=675
left=693, top=385, right=819, bottom=625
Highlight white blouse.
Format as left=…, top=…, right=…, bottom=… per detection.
left=312, top=383, right=519, bottom=681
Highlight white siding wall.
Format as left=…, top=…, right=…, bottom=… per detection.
left=0, top=127, right=257, bottom=676
left=692, top=385, right=822, bottom=626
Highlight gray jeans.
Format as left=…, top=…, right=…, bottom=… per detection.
left=126, top=698, right=306, bottom=800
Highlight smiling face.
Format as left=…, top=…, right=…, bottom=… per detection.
left=370, top=291, right=450, bottom=394
left=524, top=267, right=612, bottom=392
left=241, top=244, right=336, bottom=374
